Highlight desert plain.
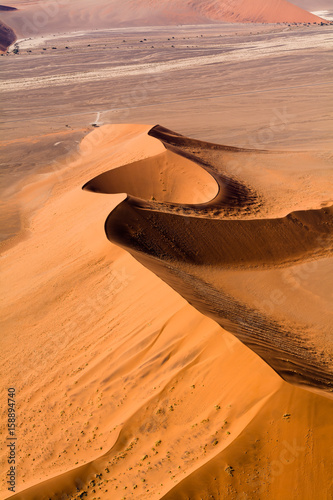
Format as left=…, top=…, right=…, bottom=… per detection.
left=0, top=1, right=333, bottom=499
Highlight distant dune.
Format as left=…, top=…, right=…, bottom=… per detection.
left=0, top=0, right=325, bottom=40
left=0, top=18, right=15, bottom=51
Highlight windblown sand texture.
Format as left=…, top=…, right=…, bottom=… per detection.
left=2, top=123, right=332, bottom=500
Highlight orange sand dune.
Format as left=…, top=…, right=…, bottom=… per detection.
left=0, top=0, right=325, bottom=40
left=83, top=149, right=218, bottom=205
left=85, top=125, right=333, bottom=395
left=162, top=382, right=333, bottom=500
left=4, top=123, right=332, bottom=500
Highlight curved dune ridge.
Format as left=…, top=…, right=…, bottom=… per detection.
left=0, top=0, right=325, bottom=40
left=84, top=125, right=333, bottom=395
left=83, top=149, right=219, bottom=205
left=5, top=124, right=333, bottom=500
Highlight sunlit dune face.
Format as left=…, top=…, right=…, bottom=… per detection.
left=83, top=149, right=219, bottom=205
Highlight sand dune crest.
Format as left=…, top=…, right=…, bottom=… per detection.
left=85, top=125, right=333, bottom=395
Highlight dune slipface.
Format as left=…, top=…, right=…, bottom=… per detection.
left=84, top=125, right=333, bottom=396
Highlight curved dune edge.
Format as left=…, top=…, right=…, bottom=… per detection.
left=85, top=125, right=333, bottom=396
left=84, top=124, right=262, bottom=218
left=0, top=0, right=325, bottom=39
left=83, top=148, right=220, bottom=206
left=5, top=124, right=332, bottom=500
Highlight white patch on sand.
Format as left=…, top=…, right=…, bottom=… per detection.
left=311, top=11, right=333, bottom=21
left=93, top=111, right=103, bottom=125
left=13, top=31, right=95, bottom=50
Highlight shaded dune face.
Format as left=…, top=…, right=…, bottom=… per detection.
left=84, top=125, right=333, bottom=396
left=83, top=149, right=219, bottom=205
left=0, top=19, right=16, bottom=52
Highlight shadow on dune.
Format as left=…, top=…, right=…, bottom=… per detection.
left=0, top=19, right=16, bottom=52
left=84, top=125, right=333, bottom=395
